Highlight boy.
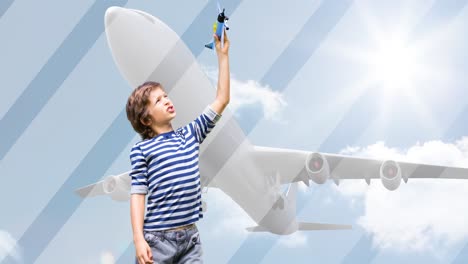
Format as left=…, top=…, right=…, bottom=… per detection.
left=126, top=32, right=229, bottom=264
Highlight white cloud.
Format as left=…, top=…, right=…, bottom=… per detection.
left=204, top=189, right=256, bottom=238
left=277, top=232, right=308, bottom=248
left=202, top=66, right=287, bottom=121
left=334, top=137, right=468, bottom=253
left=100, top=251, right=115, bottom=264
left=0, top=230, right=22, bottom=263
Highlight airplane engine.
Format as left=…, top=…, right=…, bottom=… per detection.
left=103, top=175, right=130, bottom=201
left=305, top=152, right=330, bottom=184
left=380, top=160, right=402, bottom=191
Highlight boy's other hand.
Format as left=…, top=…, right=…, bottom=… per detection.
left=214, top=30, right=230, bottom=57
left=135, top=239, right=154, bottom=264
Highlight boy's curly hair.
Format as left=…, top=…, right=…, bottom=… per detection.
left=126, top=81, right=161, bottom=140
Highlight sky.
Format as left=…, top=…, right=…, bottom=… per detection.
left=1, top=0, right=468, bottom=263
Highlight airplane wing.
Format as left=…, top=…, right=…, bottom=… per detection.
left=75, top=171, right=131, bottom=201
left=75, top=181, right=105, bottom=198
left=252, top=146, right=468, bottom=190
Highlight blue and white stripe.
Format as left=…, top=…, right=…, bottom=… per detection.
left=129, top=105, right=221, bottom=231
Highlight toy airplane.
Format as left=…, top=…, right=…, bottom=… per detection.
left=205, top=2, right=229, bottom=50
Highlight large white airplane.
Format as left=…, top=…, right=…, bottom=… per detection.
left=76, top=6, right=468, bottom=235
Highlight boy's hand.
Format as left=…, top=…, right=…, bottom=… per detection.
left=135, top=238, right=154, bottom=264
left=214, top=30, right=230, bottom=57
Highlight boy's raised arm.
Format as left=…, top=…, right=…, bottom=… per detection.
left=210, top=31, right=230, bottom=115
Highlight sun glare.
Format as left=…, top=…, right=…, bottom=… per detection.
left=366, top=34, right=419, bottom=92
left=324, top=2, right=459, bottom=130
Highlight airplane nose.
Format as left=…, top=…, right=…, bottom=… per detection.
left=105, top=6, right=124, bottom=28
left=104, top=6, right=193, bottom=89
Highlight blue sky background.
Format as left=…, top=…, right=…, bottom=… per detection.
left=1, top=0, right=468, bottom=263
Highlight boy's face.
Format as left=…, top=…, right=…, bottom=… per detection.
left=145, top=87, right=176, bottom=127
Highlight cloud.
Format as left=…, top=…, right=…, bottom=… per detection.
left=334, top=137, right=468, bottom=253
left=100, top=251, right=115, bottom=264
left=204, top=189, right=256, bottom=238
left=202, top=66, right=287, bottom=121
left=0, top=230, right=22, bottom=263
left=277, top=232, right=308, bottom=248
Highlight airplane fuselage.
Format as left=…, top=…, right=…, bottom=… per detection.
left=198, top=118, right=299, bottom=235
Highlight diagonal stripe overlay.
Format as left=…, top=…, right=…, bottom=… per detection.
left=2, top=1, right=243, bottom=263
left=319, top=87, right=383, bottom=152
left=0, top=0, right=14, bottom=19
left=340, top=1, right=468, bottom=263
left=3, top=110, right=134, bottom=263
left=226, top=0, right=354, bottom=262
left=116, top=242, right=135, bottom=264
left=0, top=0, right=127, bottom=162
left=453, top=242, right=468, bottom=263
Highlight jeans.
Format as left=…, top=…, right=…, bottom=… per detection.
left=136, top=225, right=203, bottom=264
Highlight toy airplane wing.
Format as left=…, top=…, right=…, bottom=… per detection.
left=251, top=146, right=468, bottom=190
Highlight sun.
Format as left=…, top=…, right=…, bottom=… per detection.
left=322, top=2, right=458, bottom=129
left=365, top=32, right=420, bottom=93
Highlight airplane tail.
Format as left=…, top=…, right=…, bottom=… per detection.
left=297, top=222, right=352, bottom=230
left=246, top=226, right=268, bottom=232
left=287, top=182, right=351, bottom=230
left=246, top=182, right=352, bottom=233
left=205, top=41, right=214, bottom=49
left=246, top=222, right=352, bottom=233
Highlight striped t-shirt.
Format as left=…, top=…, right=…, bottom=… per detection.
left=129, top=106, right=221, bottom=231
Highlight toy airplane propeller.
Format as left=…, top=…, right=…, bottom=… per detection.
left=205, top=2, right=229, bottom=50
